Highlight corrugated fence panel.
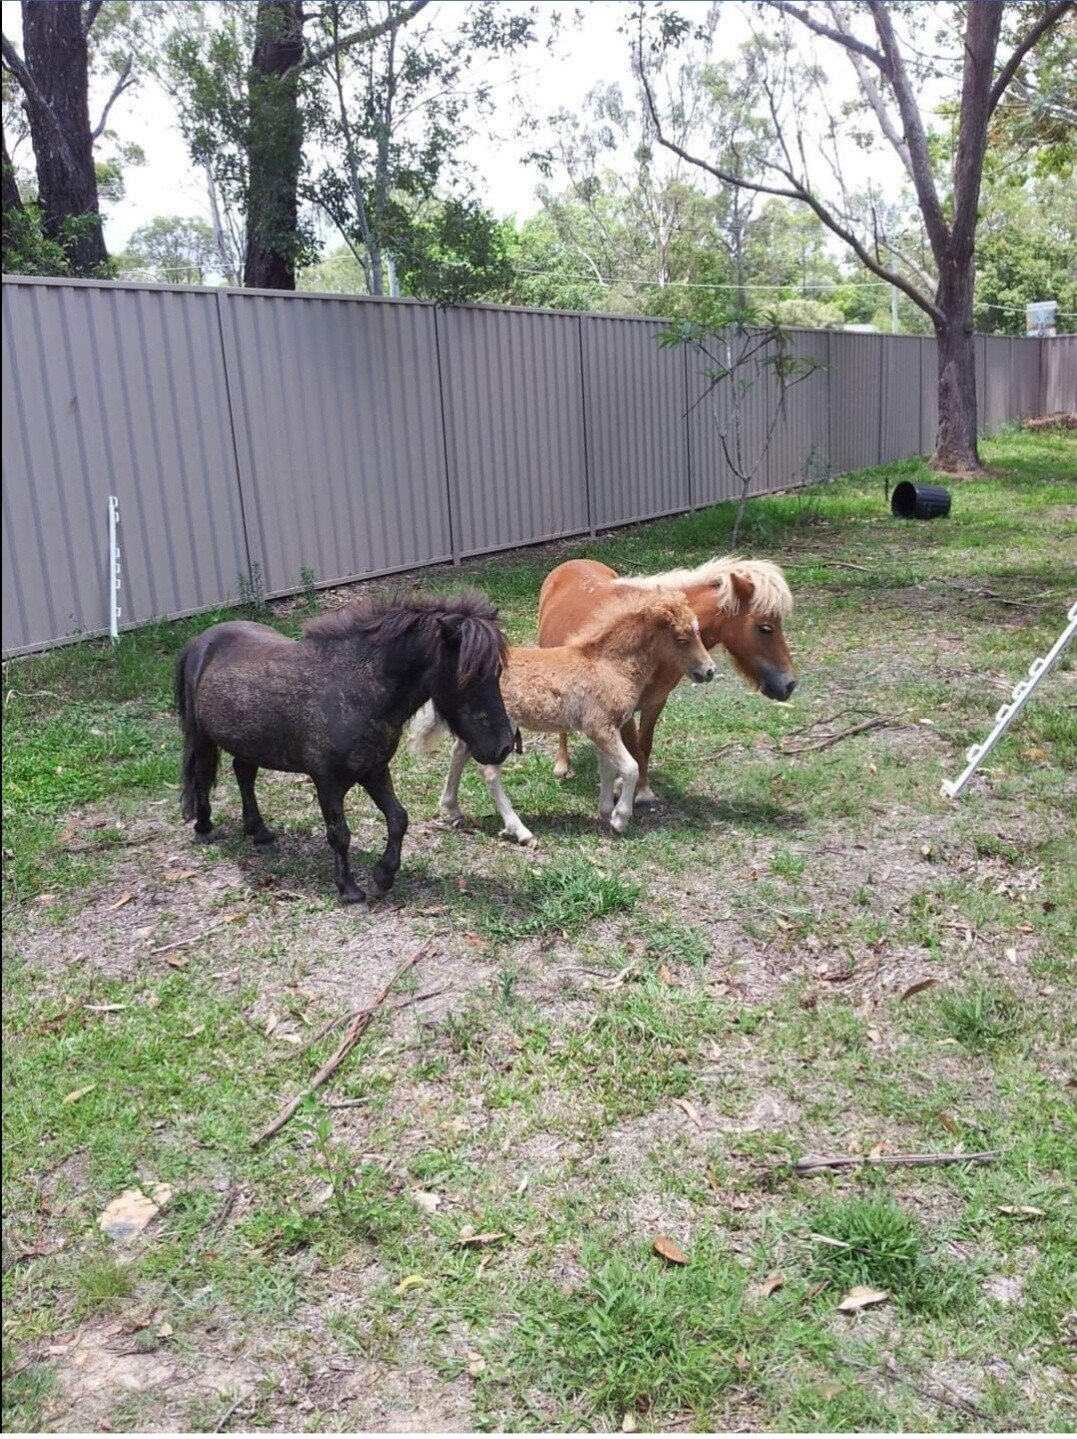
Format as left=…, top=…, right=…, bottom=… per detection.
left=1043, top=336, right=1077, bottom=414
left=1011, top=339, right=1041, bottom=420
left=921, top=338, right=939, bottom=455
left=439, top=306, right=588, bottom=555
left=2, top=279, right=247, bottom=654
left=220, top=293, right=451, bottom=595
left=879, top=337, right=924, bottom=462
left=686, top=327, right=737, bottom=506
left=766, top=329, right=831, bottom=486
left=581, top=315, right=689, bottom=527
left=829, top=332, right=884, bottom=471
left=981, top=335, right=1011, bottom=434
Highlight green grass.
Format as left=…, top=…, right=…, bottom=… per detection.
left=3, top=428, right=1075, bottom=1432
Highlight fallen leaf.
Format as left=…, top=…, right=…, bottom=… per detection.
left=462, top=933, right=484, bottom=947
left=394, top=1274, right=428, bottom=1295
left=516, top=1174, right=530, bottom=1196
left=1023, top=747, right=1047, bottom=762
left=754, top=1271, right=785, bottom=1298
left=819, top=1381, right=845, bottom=1401
left=165, top=955, right=187, bottom=970
left=868, top=1142, right=895, bottom=1159
left=653, top=1235, right=689, bottom=1265
left=837, top=1285, right=888, bottom=1312
left=457, top=1231, right=508, bottom=1248
left=106, top=891, right=133, bottom=911
left=936, top=1110, right=960, bottom=1135
left=98, top=1183, right=172, bottom=1243
left=163, top=869, right=198, bottom=883
left=466, top=1351, right=486, bottom=1378
left=264, top=1013, right=279, bottom=1036
left=998, top=1205, right=1045, bottom=1218
left=412, top=1190, right=441, bottom=1215
left=621, top=1412, right=638, bottom=1433
left=1004, top=946, right=1018, bottom=963
left=900, top=977, right=938, bottom=1001
left=61, top=1084, right=96, bottom=1106
left=658, top=963, right=674, bottom=984
left=866, top=1026, right=881, bottom=1044
left=920, top=843, right=933, bottom=860
left=733, top=1350, right=750, bottom=1373
left=672, top=1097, right=703, bottom=1128
left=156, top=1322, right=173, bottom=1338
left=183, top=1025, right=205, bottom=1039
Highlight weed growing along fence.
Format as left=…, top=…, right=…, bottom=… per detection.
left=2, top=274, right=1073, bottom=655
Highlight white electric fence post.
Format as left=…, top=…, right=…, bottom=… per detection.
left=941, top=599, right=1077, bottom=799
left=108, top=495, right=122, bottom=643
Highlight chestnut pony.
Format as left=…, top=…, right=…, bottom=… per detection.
left=412, top=590, right=715, bottom=843
left=537, top=556, right=796, bottom=805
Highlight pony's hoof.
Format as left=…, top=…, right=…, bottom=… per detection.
left=193, top=826, right=214, bottom=843
left=252, top=829, right=277, bottom=847
left=553, top=766, right=574, bottom=781
left=440, top=809, right=467, bottom=829
left=370, top=869, right=396, bottom=897
left=501, top=827, right=536, bottom=847
left=609, top=815, right=631, bottom=835
left=339, top=886, right=368, bottom=907
left=633, top=790, right=659, bottom=810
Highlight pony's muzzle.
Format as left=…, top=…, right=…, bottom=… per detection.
left=760, top=672, right=797, bottom=701
left=690, top=663, right=716, bottom=683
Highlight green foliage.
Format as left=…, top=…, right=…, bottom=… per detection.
left=481, top=854, right=640, bottom=941
left=1, top=201, right=74, bottom=277
left=936, top=985, right=1022, bottom=1049
left=119, top=214, right=219, bottom=285
left=810, top=1193, right=973, bottom=1314
left=393, top=197, right=512, bottom=304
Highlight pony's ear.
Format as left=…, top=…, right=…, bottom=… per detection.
left=730, top=571, right=755, bottom=608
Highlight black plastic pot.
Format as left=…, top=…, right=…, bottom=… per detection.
left=891, top=480, right=952, bottom=520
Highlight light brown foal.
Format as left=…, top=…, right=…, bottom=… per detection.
left=537, top=556, right=796, bottom=805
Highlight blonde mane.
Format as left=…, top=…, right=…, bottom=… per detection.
left=614, top=556, right=793, bottom=618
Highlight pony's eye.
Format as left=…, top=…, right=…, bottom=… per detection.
left=759, top=623, right=774, bottom=635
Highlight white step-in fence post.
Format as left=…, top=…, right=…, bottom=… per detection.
left=941, top=599, right=1077, bottom=799
left=108, top=495, right=122, bottom=643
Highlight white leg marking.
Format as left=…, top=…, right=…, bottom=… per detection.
left=481, top=764, right=536, bottom=846
left=439, top=738, right=471, bottom=825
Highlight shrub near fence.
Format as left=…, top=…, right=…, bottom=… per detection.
left=2, top=274, right=1074, bottom=656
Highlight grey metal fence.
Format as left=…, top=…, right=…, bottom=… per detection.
left=2, top=274, right=1073, bottom=656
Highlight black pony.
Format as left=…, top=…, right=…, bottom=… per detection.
left=173, top=591, right=514, bottom=904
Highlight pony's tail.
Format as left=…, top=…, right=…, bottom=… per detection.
left=174, top=640, right=217, bottom=821
left=409, top=701, right=450, bottom=755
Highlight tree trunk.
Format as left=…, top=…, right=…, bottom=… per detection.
left=932, top=265, right=980, bottom=473
left=19, top=0, right=108, bottom=275
left=244, top=1, right=304, bottom=290
left=2, top=125, right=23, bottom=215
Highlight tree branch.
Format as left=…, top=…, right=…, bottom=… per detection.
left=866, top=1, right=950, bottom=266
left=299, top=0, right=430, bottom=73
left=83, top=1, right=104, bottom=37
left=638, top=58, right=942, bottom=326
left=824, top=1, right=912, bottom=179
left=988, top=1, right=1072, bottom=117
left=91, top=55, right=134, bottom=140
left=766, top=1, right=886, bottom=70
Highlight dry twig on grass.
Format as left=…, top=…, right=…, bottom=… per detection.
left=794, top=1150, right=1000, bottom=1176
left=250, top=941, right=432, bottom=1146
left=779, top=713, right=909, bottom=755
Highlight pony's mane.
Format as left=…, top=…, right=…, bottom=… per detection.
left=305, top=590, right=506, bottom=682
left=614, top=556, right=793, bottom=618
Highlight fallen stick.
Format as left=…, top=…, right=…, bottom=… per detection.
left=835, top=1354, right=1022, bottom=1431
left=780, top=713, right=907, bottom=754
left=794, top=1150, right=1000, bottom=1176
left=250, top=941, right=431, bottom=1147
left=281, top=984, right=449, bottom=1064
left=149, top=919, right=228, bottom=956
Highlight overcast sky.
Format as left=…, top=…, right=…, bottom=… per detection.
left=1, top=0, right=904, bottom=255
